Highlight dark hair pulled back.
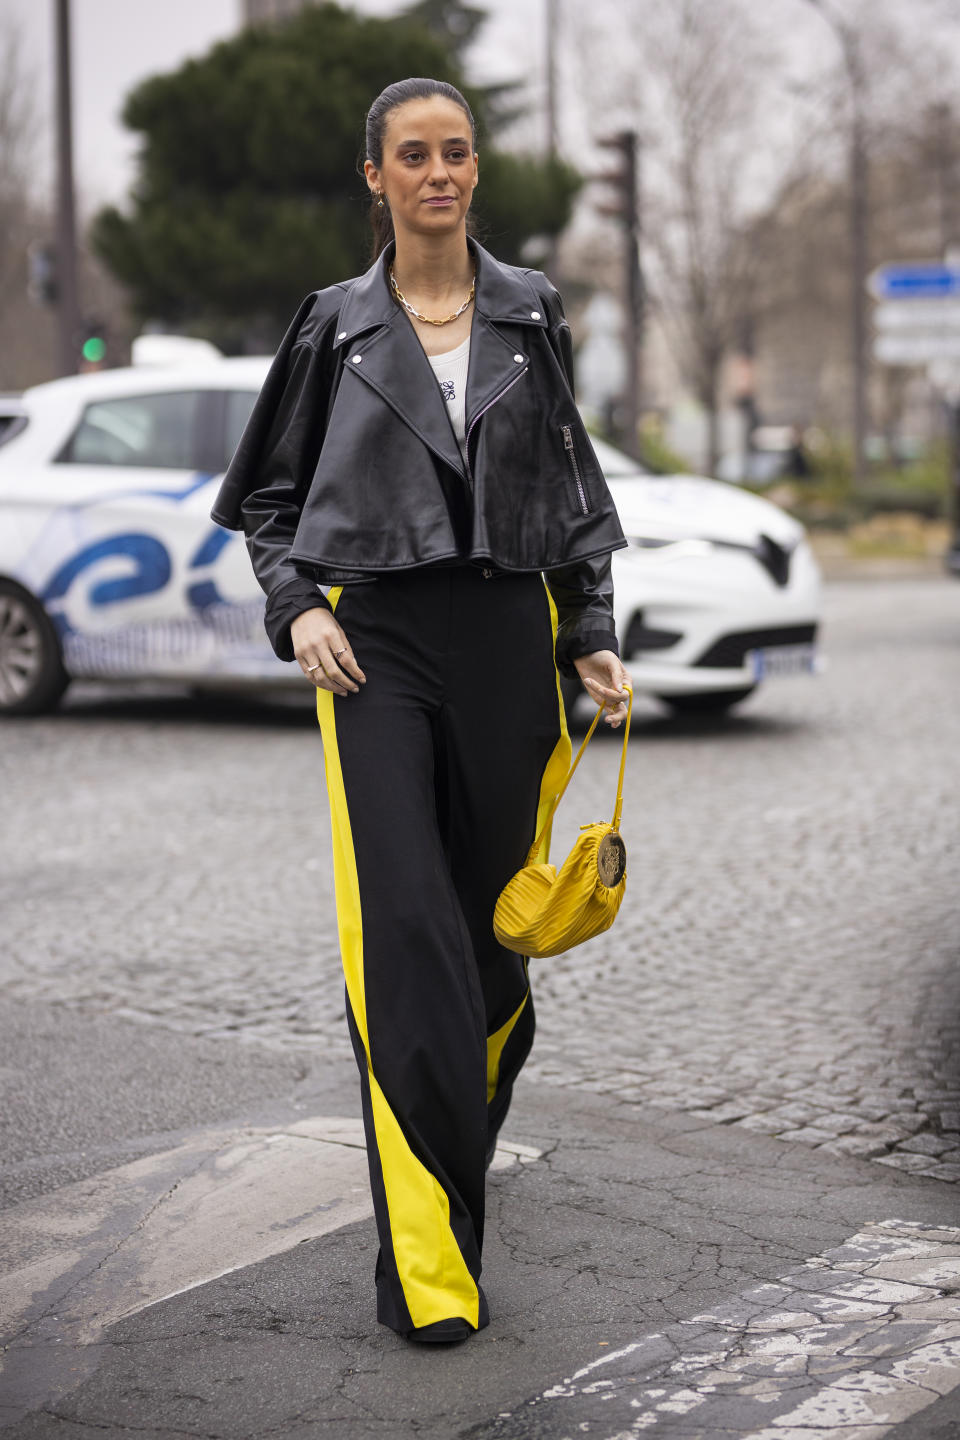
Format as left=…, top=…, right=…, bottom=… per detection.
left=364, top=77, right=477, bottom=260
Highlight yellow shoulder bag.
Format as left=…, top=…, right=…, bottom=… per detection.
left=493, top=685, right=633, bottom=959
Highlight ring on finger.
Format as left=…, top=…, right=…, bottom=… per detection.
left=307, top=662, right=322, bottom=673
left=334, top=647, right=347, bottom=659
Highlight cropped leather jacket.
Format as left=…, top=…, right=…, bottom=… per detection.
left=211, top=237, right=627, bottom=670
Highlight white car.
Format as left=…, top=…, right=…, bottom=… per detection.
left=0, top=361, right=819, bottom=717
left=0, top=358, right=282, bottom=716
left=583, top=437, right=821, bottom=716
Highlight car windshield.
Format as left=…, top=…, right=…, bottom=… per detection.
left=0, top=402, right=27, bottom=450
left=59, top=391, right=202, bottom=469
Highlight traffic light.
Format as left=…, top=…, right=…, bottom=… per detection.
left=79, top=320, right=108, bottom=371
left=81, top=333, right=106, bottom=364
left=594, top=130, right=638, bottom=227
left=26, top=240, right=58, bottom=306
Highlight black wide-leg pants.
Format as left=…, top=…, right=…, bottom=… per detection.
left=316, top=565, right=570, bottom=1336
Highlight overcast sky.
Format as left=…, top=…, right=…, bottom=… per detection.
left=4, top=0, right=960, bottom=220
left=3, top=0, right=550, bottom=213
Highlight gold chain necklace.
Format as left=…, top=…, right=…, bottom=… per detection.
left=389, top=264, right=475, bottom=326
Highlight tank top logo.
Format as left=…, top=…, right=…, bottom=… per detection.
left=440, top=379, right=456, bottom=402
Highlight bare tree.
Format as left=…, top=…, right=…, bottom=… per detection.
left=0, top=16, right=58, bottom=388
left=0, top=15, right=136, bottom=388
left=562, top=0, right=781, bottom=471
left=742, top=0, right=960, bottom=449
left=0, top=19, right=38, bottom=311
left=559, top=0, right=960, bottom=468
left=738, top=4, right=960, bottom=462
left=636, top=0, right=781, bottom=472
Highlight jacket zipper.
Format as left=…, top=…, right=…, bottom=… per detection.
left=562, top=423, right=590, bottom=515
left=465, top=368, right=527, bottom=468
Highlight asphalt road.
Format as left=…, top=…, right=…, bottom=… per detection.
left=1, top=575, right=958, bottom=1438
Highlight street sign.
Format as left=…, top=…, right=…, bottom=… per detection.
left=874, top=333, right=960, bottom=365
left=928, top=359, right=960, bottom=402
left=868, top=262, right=960, bottom=300
left=874, top=299, right=960, bottom=331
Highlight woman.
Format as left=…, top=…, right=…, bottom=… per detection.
left=212, top=77, right=630, bottom=1345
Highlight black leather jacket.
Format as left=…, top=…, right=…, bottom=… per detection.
left=211, top=238, right=627, bottom=670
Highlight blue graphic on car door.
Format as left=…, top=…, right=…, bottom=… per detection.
left=43, top=534, right=172, bottom=634
left=185, top=526, right=233, bottom=611
left=31, top=474, right=275, bottom=676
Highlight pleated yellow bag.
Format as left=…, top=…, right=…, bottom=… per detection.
left=493, top=685, right=632, bottom=958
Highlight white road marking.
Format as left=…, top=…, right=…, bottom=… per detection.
left=0, top=1116, right=540, bottom=1349
left=503, top=1220, right=960, bottom=1440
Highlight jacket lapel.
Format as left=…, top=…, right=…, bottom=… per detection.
left=465, top=239, right=549, bottom=434
left=345, top=312, right=468, bottom=479
left=333, top=246, right=466, bottom=477
left=463, top=311, right=529, bottom=437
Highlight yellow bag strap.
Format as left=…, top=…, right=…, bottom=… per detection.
left=526, top=683, right=633, bottom=863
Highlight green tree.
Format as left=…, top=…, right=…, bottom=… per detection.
left=403, top=0, right=488, bottom=62
left=402, top=0, right=524, bottom=133
left=91, top=2, right=579, bottom=350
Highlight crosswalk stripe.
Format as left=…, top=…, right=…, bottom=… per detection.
left=485, top=1219, right=960, bottom=1440
left=0, top=1116, right=540, bottom=1348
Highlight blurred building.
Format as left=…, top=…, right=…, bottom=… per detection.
left=745, top=106, right=960, bottom=452
left=560, top=91, right=960, bottom=472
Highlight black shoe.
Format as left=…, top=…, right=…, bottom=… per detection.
left=406, top=1318, right=472, bottom=1345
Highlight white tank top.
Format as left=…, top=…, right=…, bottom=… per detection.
left=427, top=333, right=471, bottom=467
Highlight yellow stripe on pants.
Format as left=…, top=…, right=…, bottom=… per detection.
left=316, top=585, right=480, bottom=1331
left=487, top=986, right=529, bottom=1103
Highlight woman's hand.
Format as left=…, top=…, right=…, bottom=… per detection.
left=291, top=607, right=366, bottom=696
left=573, top=649, right=631, bottom=727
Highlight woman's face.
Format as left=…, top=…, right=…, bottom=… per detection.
left=365, top=96, right=478, bottom=244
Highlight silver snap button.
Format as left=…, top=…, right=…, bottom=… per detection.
left=513, top=353, right=524, bottom=363
left=530, top=310, right=541, bottom=320
left=352, top=354, right=362, bottom=363
left=337, top=331, right=347, bottom=340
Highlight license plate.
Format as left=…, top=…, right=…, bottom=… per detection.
left=748, top=643, right=817, bottom=680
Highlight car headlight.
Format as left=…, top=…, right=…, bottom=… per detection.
left=626, top=533, right=798, bottom=588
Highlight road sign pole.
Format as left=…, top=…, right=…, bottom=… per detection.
left=595, top=130, right=643, bottom=460
left=850, top=102, right=868, bottom=489
left=625, top=133, right=643, bottom=461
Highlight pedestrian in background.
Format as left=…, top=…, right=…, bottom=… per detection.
left=786, top=425, right=813, bottom=480
left=212, top=77, right=629, bottom=1344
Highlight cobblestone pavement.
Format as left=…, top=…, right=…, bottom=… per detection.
left=2, top=578, right=958, bottom=1181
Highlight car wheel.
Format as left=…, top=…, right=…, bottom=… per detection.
left=657, top=687, right=756, bottom=715
left=0, top=583, right=70, bottom=716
